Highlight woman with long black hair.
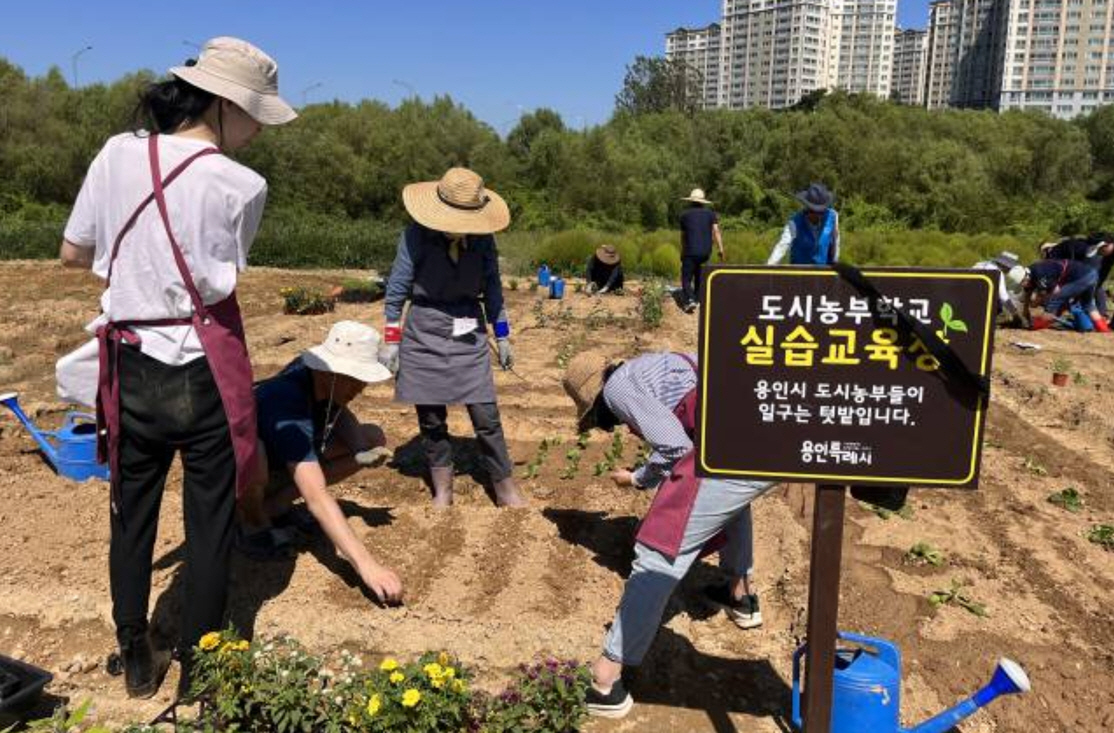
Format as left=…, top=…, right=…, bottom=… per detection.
left=58, top=37, right=295, bottom=698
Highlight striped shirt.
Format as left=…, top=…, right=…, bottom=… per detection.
left=602, top=352, right=697, bottom=489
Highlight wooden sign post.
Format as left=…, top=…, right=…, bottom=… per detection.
left=695, top=266, right=997, bottom=732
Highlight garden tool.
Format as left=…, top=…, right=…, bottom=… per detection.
left=792, top=631, right=1029, bottom=733
left=0, top=391, right=109, bottom=481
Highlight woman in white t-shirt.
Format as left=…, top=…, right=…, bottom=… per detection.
left=59, top=37, right=297, bottom=701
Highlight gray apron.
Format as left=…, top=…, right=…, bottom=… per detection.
left=396, top=227, right=496, bottom=405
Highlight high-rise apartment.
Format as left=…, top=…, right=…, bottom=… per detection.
left=892, top=28, right=929, bottom=104
left=665, top=23, right=723, bottom=109
left=923, top=0, right=1010, bottom=109
left=925, top=0, right=960, bottom=108
left=999, top=0, right=1114, bottom=118
left=836, top=0, right=898, bottom=96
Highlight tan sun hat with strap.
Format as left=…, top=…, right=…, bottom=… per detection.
left=402, top=167, right=511, bottom=234
left=563, top=351, right=614, bottom=431
left=169, top=36, right=297, bottom=126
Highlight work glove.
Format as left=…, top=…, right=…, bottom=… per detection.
left=497, top=338, right=514, bottom=370
left=380, top=323, right=401, bottom=374
left=354, top=445, right=393, bottom=467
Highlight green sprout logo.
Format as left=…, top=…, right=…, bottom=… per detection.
left=938, top=302, right=968, bottom=339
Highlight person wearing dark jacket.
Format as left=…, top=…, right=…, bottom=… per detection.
left=1041, top=233, right=1114, bottom=318
left=585, top=244, right=624, bottom=294
left=1023, top=258, right=1111, bottom=332
left=678, top=188, right=724, bottom=312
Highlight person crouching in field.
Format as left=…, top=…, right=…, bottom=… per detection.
left=240, top=321, right=403, bottom=604
left=378, top=167, right=526, bottom=508
left=585, top=244, right=624, bottom=294
left=563, top=351, right=776, bottom=719
left=1022, top=259, right=1111, bottom=332
left=58, top=37, right=295, bottom=699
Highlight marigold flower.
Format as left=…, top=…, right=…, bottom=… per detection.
left=401, top=688, right=421, bottom=708
left=379, top=658, right=398, bottom=672
left=452, top=679, right=466, bottom=694
left=423, top=662, right=443, bottom=679
left=198, top=632, right=221, bottom=651
left=366, top=694, right=382, bottom=716
left=438, top=651, right=450, bottom=666
left=431, top=677, right=445, bottom=689
left=390, top=671, right=405, bottom=684
left=233, top=640, right=250, bottom=652
left=444, top=666, right=456, bottom=680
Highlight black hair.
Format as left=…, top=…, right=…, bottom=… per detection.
left=587, top=363, right=622, bottom=432
left=134, top=63, right=216, bottom=134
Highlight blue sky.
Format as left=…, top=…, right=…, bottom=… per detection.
left=1, top=1, right=931, bottom=131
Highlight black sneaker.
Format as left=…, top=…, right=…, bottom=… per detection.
left=704, top=584, right=763, bottom=629
left=586, top=678, right=633, bottom=719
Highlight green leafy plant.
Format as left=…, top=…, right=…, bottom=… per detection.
left=938, top=302, right=968, bottom=338
left=1087, top=524, right=1114, bottom=550
left=638, top=280, right=666, bottom=329
left=334, top=278, right=383, bottom=304
left=508, top=278, right=520, bottom=291
left=906, top=542, right=946, bottom=567
left=1048, top=487, right=1084, bottom=513
left=559, top=447, right=581, bottom=480
left=929, top=579, right=988, bottom=617
left=1051, top=357, right=1072, bottom=375
left=1, top=700, right=114, bottom=733
left=474, top=659, right=591, bottom=733
left=593, top=432, right=626, bottom=477
left=523, top=437, right=559, bottom=480
left=1073, top=370, right=1087, bottom=385
left=280, top=286, right=335, bottom=316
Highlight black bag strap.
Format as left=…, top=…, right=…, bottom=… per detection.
left=831, top=262, right=990, bottom=397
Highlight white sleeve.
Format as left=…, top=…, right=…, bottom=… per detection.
left=768, top=221, right=795, bottom=265
left=234, top=182, right=268, bottom=270
left=831, top=211, right=840, bottom=262
left=63, top=146, right=107, bottom=247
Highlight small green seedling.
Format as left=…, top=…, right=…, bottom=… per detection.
left=929, top=579, right=988, bottom=617
left=938, top=302, right=969, bottom=339
left=1087, top=524, right=1114, bottom=550
left=559, top=447, right=582, bottom=480
left=508, top=278, right=520, bottom=291
left=858, top=500, right=914, bottom=521
left=639, top=281, right=665, bottom=329
left=1023, top=456, right=1048, bottom=476
left=1051, top=357, right=1072, bottom=375
left=906, top=542, right=946, bottom=567
left=1047, top=487, right=1083, bottom=513
left=1073, top=371, right=1087, bottom=385
left=523, top=436, right=559, bottom=480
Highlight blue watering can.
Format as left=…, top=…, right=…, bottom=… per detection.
left=538, top=264, right=551, bottom=287
left=0, top=391, right=109, bottom=482
left=792, top=632, right=1030, bottom=733
left=549, top=277, right=566, bottom=300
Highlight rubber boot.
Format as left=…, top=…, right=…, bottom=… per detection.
left=430, top=466, right=454, bottom=508
left=1030, top=314, right=1054, bottom=331
left=492, top=476, right=528, bottom=507
left=1094, top=315, right=1111, bottom=333
left=119, top=628, right=169, bottom=699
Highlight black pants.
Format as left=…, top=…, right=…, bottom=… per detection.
left=416, top=403, right=514, bottom=481
left=681, top=254, right=709, bottom=305
left=111, top=346, right=236, bottom=655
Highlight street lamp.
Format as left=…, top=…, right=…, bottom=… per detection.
left=392, top=79, right=417, bottom=98
left=301, top=82, right=324, bottom=108
left=70, top=45, right=92, bottom=88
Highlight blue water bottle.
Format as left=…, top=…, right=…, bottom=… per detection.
left=538, top=264, right=551, bottom=287
left=549, top=277, right=565, bottom=300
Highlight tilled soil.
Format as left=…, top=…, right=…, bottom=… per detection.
left=0, top=261, right=1111, bottom=732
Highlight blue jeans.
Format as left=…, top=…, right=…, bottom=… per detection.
left=603, top=477, right=775, bottom=666
left=1047, top=269, right=1099, bottom=314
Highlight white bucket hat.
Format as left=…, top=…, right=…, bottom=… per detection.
left=169, top=36, right=297, bottom=126
left=302, top=321, right=392, bottom=384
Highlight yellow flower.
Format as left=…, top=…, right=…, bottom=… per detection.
left=431, top=677, right=445, bottom=689
left=390, top=671, right=405, bottom=684
left=452, top=679, right=466, bottom=694
left=233, top=640, right=250, bottom=652
left=423, top=662, right=443, bottom=679
left=444, top=666, right=456, bottom=680
left=219, top=642, right=234, bottom=654
left=198, top=632, right=221, bottom=651
left=401, top=688, right=421, bottom=708
left=366, top=694, right=382, bottom=716
left=379, top=658, right=398, bottom=672
left=438, top=651, right=451, bottom=666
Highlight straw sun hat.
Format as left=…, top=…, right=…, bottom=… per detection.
left=302, top=321, right=392, bottom=384
left=403, top=167, right=511, bottom=235
left=169, top=36, right=297, bottom=126
left=682, top=188, right=712, bottom=205
left=563, top=351, right=614, bottom=432
left=595, top=244, right=621, bottom=265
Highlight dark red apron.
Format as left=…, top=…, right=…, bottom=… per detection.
left=633, top=354, right=724, bottom=560
left=96, top=134, right=260, bottom=514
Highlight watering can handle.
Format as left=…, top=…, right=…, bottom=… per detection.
left=62, top=412, right=98, bottom=429
left=838, top=630, right=901, bottom=671
left=791, top=643, right=805, bottom=729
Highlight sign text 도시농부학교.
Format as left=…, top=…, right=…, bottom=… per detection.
left=695, top=266, right=997, bottom=488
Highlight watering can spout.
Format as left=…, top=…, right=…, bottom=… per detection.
left=906, top=659, right=1030, bottom=733
left=0, top=392, right=62, bottom=466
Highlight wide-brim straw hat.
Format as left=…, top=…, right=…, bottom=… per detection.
left=563, top=351, right=614, bottom=432
left=170, top=36, right=297, bottom=126
left=302, top=321, right=392, bottom=384
left=402, top=167, right=510, bottom=235
left=796, top=183, right=835, bottom=212
left=682, top=188, right=712, bottom=205
left=596, top=244, right=621, bottom=265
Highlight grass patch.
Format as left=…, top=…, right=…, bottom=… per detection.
left=1047, top=487, right=1084, bottom=513
left=1086, top=524, right=1114, bottom=550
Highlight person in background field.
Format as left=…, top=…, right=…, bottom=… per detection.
left=563, top=351, right=775, bottom=719
left=379, top=168, right=527, bottom=508
left=768, top=183, right=840, bottom=266
left=1040, top=232, right=1114, bottom=322
left=239, top=321, right=402, bottom=604
left=585, top=244, right=624, bottom=295
left=1022, top=258, right=1111, bottom=332
left=57, top=37, right=295, bottom=699
left=972, top=251, right=1027, bottom=325
left=678, top=188, right=725, bottom=313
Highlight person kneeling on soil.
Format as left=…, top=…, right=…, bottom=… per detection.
left=585, top=244, right=624, bottom=295
left=240, top=321, right=403, bottom=604
left=1021, top=259, right=1111, bottom=333
left=562, top=351, right=776, bottom=719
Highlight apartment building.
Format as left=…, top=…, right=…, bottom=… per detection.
left=665, top=23, right=723, bottom=109
left=999, top=0, right=1114, bottom=118
left=836, top=0, right=898, bottom=96
left=892, top=27, right=929, bottom=104
left=924, top=0, right=1010, bottom=109
left=925, top=0, right=960, bottom=107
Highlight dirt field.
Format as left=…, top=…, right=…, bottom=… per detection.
left=0, top=261, right=1111, bottom=732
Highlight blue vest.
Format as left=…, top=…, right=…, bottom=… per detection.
left=790, top=210, right=836, bottom=265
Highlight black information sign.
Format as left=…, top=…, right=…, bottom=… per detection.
left=696, top=266, right=997, bottom=488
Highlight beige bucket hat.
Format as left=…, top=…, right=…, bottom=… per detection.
left=170, top=36, right=297, bottom=126
left=402, top=167, right=511, bottom=235
left=563, top=351, right=614, bottom=432
left=302, top=321, right=392, bottom=384
left=596, top=244, right=621, bottom=265
left=682, top=188, right=712, bottom=205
